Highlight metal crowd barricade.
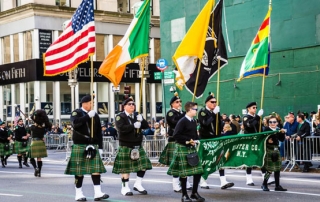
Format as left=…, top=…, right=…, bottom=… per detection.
left=45, top=134, right=61, bottom=149
left=65, top=140, right=73, bottom=161
left=283, top=135, right=320, bottom=172
left=143, top=135, right=167, bottom=158
left=102, top=137, right=116, bottom=165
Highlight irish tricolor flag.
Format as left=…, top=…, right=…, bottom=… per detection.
left=99, top=0, right=150, bottom=86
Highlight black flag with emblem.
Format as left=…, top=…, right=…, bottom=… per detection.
left=185, top=0, right=228, bottom=98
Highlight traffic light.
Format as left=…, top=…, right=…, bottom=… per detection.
left=123, top=86, right=131, bottom=100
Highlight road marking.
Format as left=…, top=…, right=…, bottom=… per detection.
left=0, top=193, right=22, bottom=197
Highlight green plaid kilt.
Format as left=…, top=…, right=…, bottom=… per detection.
left=159, top=142, right=175, bottom=165
left=167, top=144, right=203, bottom=177
left=112, top=146, right=152, bottom=174
left=263, top=147, right=282, bottom=172
left=13, top=141, right=30, bottom=154
left=0, top=142, right=13, bottom=156
left=27, top=140, right=47, bottom=158
left=65, top=144, right=106, bottom=175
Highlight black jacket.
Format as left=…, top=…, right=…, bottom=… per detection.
left=243, top=114, right=261, bottom=134
left=166, top=109, right=185, bottom=141
left=115, top=111, right=148, bottom=147
left=0, top=128, right=9, bottom=143
left=14, top=125, right=29, bottom=142
left=297, top=121, right=311, bottom=138
left=173, top=117, right=198, bottom=146
left=263, top=127, right=285, bottom=146
left=198, top=108, right=222, bottom=139
left=71, top=108, right=102, bottom=149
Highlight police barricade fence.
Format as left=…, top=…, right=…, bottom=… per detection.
left=44, top=134, right=68, bottom=150
left=283, top=135, right=320, bottom=171
left=142, top=135, right=167, bottom=159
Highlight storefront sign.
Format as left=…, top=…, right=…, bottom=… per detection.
left=39, top=30, right=52, bottom=59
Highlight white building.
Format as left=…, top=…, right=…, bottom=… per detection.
left=0, top=0, right=162, bottom=126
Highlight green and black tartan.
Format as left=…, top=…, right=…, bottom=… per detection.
left=0, top=143, right=13, bottom=156
left=159, top=142, right=175, bottom=165
left=112, top=146, right=152, bottom=174
left=13, top=141, right=30, bottom=154
left=167, top=144, right=203, bottom=177
left=65, top=144, right=106, bottom=175
left=263, top=146, right=282, bottom=172
left=27, top=140, right=47, bottom=158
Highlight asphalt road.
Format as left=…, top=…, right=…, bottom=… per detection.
left=0, top=150, right=319, bottom=202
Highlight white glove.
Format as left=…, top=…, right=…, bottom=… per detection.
left=134, top=122, right=141, bottom=129
left=88, top=110, right=95, bottom=118
left=137, top=114, right=143, bottom=121
left=213, top=106, right=220, bottom=114
left=99, top=149, right=103, bottom=158
left=258, top=109, right=264, bottom=116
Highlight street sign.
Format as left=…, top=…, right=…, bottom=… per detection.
left=156, top=58, right=168, bottom=71
left=112, top=85, right=120, bottom=92
left=154, top=72, right=163, bottom=80
left=164, top=71, right=175, bottom=79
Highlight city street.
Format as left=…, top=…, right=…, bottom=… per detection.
left=0, top=150, right=319, bottom=202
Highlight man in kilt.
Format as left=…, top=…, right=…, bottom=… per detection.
left=14, top=118, right=31, bottom=168
left=198, top=92, right=234, bottom=190
left=168, top=102, right=205, bottom=202
left=0, top=121, right=13, bottom=168
left=242, top=101, right=264, bottom=186
left=113, top=97, right=152, bottom=196
left=159, top=92, right=186, bottom=192
left=261, top=116, right=287, bottom=191
left=65, top=95, right=109, bottom=201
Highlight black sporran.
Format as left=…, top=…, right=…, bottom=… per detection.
left=4, top=144, right=10, bottom=151
left=84, top=145, right=97, bottom=159
left=22, top=141, right=28, bottom=147
left=186, top=152, right=199, bottom=166
left=271, top=151, right=279, bottom=162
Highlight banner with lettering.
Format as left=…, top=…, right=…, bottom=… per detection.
left=198, top=131, right=277, bottom=180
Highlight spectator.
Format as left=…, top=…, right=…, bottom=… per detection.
left=296, top=113, right=311, bottom=172
left=142, top=121, right=154, bottom=136
left=107, top=123, right=118, bottom=140
left=282, top=112, right=299, bottom=161
left=230, top=114, right=240, bottom=134
left=223, top=118, right=237, bottom=135
left=222, top=123, right=233, bottom=136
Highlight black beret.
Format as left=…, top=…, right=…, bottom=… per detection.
left=205, top=92, right=215, bottom=103
left=123, top=97, right=134, bottom=106
left=81, top=95, right=94, bottom=103
left=246, top=101, right=257, bottom=108
left=170, top=92, right=181, bottom=105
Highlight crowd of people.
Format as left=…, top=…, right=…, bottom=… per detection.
left=0, top=92, right=319, bottom=202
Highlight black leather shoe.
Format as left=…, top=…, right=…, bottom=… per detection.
left=275, top=185, right=287, bottom=191
left=247, top=182, right=255, bottom=186
left=76, top=197, right=87, bottom=201
left=221, top=182, right=234, bottom=189
left=94, top=194, right=109, bottom=201
left=133, top=187, right=147, bottom=195
left=34, top=168, right=39, bottom=177
left=23, top=162, right=30, bottom=167
left=200, top=186, right=209, bottom=189
left=261, top=185, right=270, bottom=191
left=181, top=194, right=192, bottom=202
left=190, top=192, right=205, bottom=202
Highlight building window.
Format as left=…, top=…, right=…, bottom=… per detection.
left=16, top=0, right=21, bottom=7
left=56, top=0, right=70, bottom=7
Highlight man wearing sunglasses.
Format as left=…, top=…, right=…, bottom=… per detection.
left=198, top=92, right=234, bottom=190
left=159, top=92, right=193, bottom=192
left=113, top=97, right=152, bottom=196
left=242, top=101, right=264, bottom=186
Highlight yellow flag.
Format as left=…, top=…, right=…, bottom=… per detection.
left=172, top=0, right=214, bottom=90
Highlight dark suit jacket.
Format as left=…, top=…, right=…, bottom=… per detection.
left=297, top=121, right=310, bottom=138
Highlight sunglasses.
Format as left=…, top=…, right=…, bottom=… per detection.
left=127, top=103, right=135, bottom=106
left=175, top=100, right=182, bottom=103
left=191, top=108, right=198, bottom=111
left=210, top=101, right=217, bottom=104
left=269, top=121, right=277, bottom=124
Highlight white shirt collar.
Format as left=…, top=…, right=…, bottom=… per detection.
left=185, top=115, right=193, bottom=122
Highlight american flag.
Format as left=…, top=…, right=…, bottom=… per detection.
left=43, top=0, right=95, bottom=76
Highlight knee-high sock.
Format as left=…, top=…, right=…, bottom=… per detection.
left=274, top=171, right=280, bottom=187
left=91, top=175, right=101, bottom=185
left=75, top=176, right=84, bottom=188
left=263, top=171, right=271, bottom=186
left=17, top=156, right=22, bottom=164
left=23, top=154, right=28, bottom=163
left=37, top=161, right=42, bottom=172
left=30, top=158, right=37, bottom=169
left=246, top=167, right=252, bottom=174
left=219, top=169, right=225, bottom=176
left=192, top=174, right=201, bottom=194
left=180, top=177, right=187, bottom=196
